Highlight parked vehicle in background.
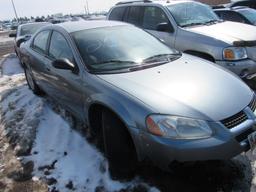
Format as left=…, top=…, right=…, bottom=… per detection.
left=214, top=6, right=256, bottom=25
left=108, top=0, right=256, bottom=80
left=87, top=15, right=106, bottom=20
left=9, top=22, right=50, bottom=62
left=2, top=22, right=12, bottom=30
left=228, top=0, right=256, bottom=9
left=213, top=0, right=256, bottom=10
left=11, top=22, right=19, bottom=30
left=20, top=20, right=256, bottom=179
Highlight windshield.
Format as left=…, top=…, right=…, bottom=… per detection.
left=20, top=24, right=47, bottom=36
left=238, top=9, right=256, bottom=24
left=72, top=25, right=180, bottom=72
left=167, top=2, right=220, bottom=27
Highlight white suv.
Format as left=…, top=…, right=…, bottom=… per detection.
left=107, top=0, right=256, bottom=79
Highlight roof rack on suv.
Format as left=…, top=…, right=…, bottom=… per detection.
left=116, top=0, right=152, bottom=5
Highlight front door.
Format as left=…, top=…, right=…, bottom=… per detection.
left=45, top=31, right=84, bottom=117
left=142, top=6, right=176, bottom=48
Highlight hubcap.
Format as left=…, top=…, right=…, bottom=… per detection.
left=25, top=68, right=35, bottom=90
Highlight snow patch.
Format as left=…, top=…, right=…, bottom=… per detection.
left=29, top=106, right=129, bottom=192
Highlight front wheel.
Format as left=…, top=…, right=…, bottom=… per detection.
left=102, top=109, right=137, bottom=180
left=24, top=67, right=42, bottom=95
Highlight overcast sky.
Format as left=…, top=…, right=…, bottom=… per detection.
left=0, top=0, right=120, bottom=20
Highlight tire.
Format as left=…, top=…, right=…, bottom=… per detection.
left=15, top=49, right=18, bottom=58
left=102, top=109, right=137, bottom=180
left=24, top=67, right=43, bottom=95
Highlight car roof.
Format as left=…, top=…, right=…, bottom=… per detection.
left=114, top=0, right=195, bottom=7
left=56, top=20, right=130, bottom=33
left=19, top=22, right=50, bottom=28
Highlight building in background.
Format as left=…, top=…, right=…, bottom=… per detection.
left=197, top=0, right=230, bottom=5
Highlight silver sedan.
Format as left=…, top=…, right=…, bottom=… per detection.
left=20, top=20, right=256, bottom=179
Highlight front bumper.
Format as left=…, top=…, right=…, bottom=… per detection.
left=216, top=59, right=256, bottom=79
left=138, top=118, right=256, bottom=170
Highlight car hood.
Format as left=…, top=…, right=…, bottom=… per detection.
left=98, top=54, right=253, bottom=121
left=186, top=21, right=256, bottom=45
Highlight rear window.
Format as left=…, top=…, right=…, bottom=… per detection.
left=20, top=24, right=47, bottom=36
left=109, top=7, right=126, bottom=21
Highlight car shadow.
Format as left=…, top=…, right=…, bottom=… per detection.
left=136, top=155, right=253, bottom=192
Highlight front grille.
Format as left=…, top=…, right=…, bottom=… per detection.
left=235, top=128, right=254, bottom=142
left=221, top=95, right=256, bottom=129
left=221, top=111, right=248, bottom=129
left=233, top=40, right=256, bottom=47
left=249, top=94, right=256, bottom=112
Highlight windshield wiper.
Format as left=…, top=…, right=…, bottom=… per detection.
left=91, top=55, right=181, bottom=72
left=129, top=53, right=181, bottom=71
left=204, top=19, right=222, bottom=25
left=143, top=53, right=181, bottom=63
left=180, top=22, right=206, bottom=27
left=93, top=60, right=138, bottom=65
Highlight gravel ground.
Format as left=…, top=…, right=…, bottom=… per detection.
left=1, top=42, right=256, bottom=192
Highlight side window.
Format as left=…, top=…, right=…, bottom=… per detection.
left=48, top=31, right=74, bottom=62
left=109, top=7, right=126, bottom=21
left=142, top=6, right=170, bottom=31
left=222, top=11, right=246, bottom=23
left=125, top=6, right=142, bottom=26
left=32, top=30, right=50, bottom=54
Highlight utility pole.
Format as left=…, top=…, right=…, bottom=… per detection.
left=11, top=0, right=19, bottom=22
left=84, top=5, right=87, bottom=15
left=86, top=0, right=90, bottom=15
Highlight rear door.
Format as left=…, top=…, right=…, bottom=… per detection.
left=44, top=30, right=84, bottom=117
left=141, top=6, right=176, bottom=47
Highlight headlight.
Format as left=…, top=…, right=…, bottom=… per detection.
left=146, top=115, right=212, bottom=139
left=223, top=47, right=247, bottom=61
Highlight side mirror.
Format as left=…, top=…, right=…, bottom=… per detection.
left=17, top=35, right=31, bottom=47
left=156, top=22, right=174, bottom=33
left=52, top=58, right=75, bottom=71
left=9, top=32, right=16, bottom=38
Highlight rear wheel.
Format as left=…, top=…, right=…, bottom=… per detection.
left=24, top=67, right=43, bottom=95
left=102, top=109, right=137, bottom=180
